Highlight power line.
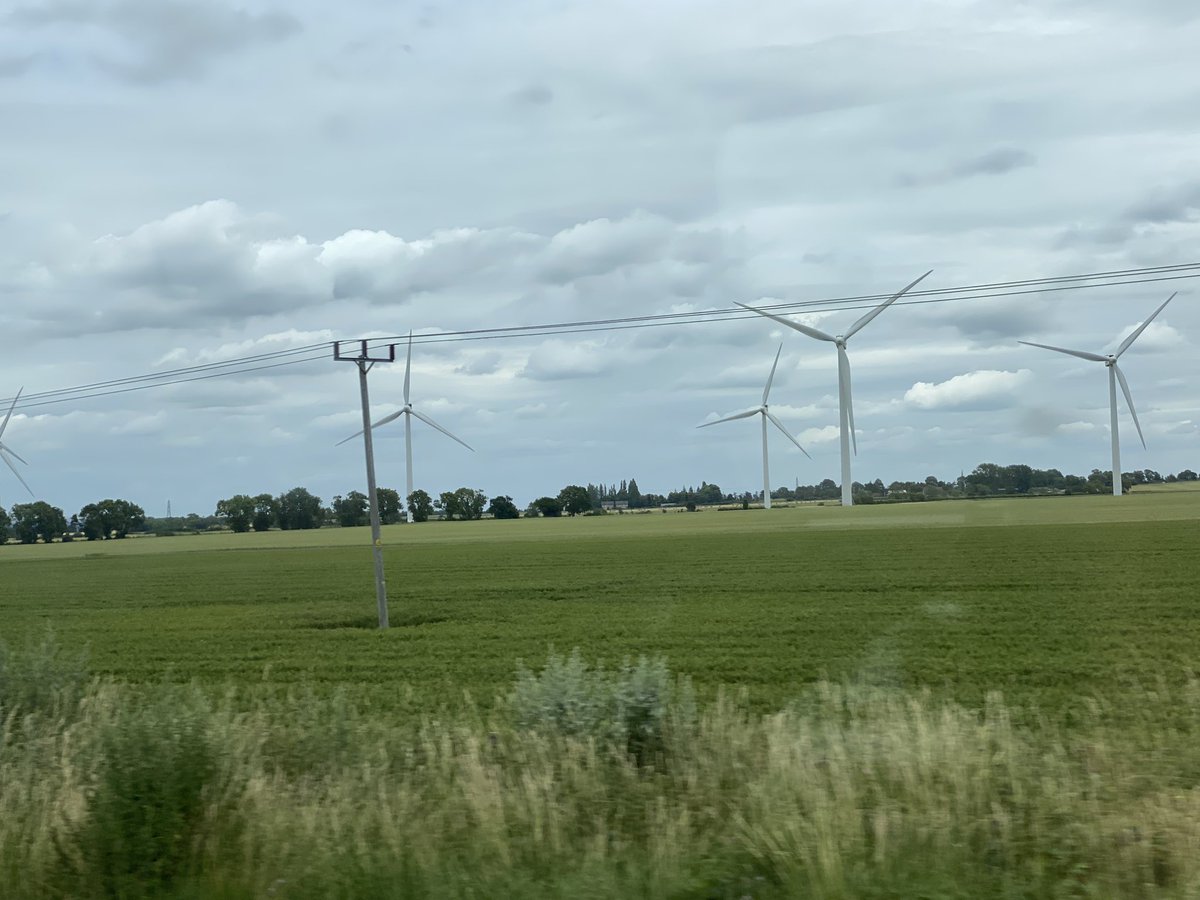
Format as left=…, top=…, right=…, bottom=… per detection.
left=5, top=261, right=1196, bottom=412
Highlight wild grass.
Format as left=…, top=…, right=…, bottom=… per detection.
left=4, top=639, right=1200, bottom=899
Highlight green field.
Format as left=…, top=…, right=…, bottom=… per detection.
left=3, top=490, right=1200, bottom=712
left=4, top=491, right=1200, bottom=898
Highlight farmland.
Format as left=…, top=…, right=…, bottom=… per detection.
left=2, top=489, right=1200, bottom=712
left=3, top=490, right=1200, bottom=898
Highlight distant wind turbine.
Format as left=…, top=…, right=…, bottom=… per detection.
left=698, top=345, right=811, bottom=510
left=736, top=270, right=932, bottom=507
left=0, top=387, right=34, bottom=497
left=1019, top=292, right=1175, bottom=497
left=338, top=332, right=473, bottom=520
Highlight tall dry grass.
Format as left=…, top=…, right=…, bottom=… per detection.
left=3, top=639, right=1200, bottom=898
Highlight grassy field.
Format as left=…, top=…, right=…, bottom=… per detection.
left=2, top=489, right=1199, bottom=714
left=4, top=490, right=1200, bottom=898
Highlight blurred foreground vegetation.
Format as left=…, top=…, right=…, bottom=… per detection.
left=3, top=636, right=1200, bottom=899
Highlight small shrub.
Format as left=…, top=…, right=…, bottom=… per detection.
left=509, top=649, right=692, bottom=766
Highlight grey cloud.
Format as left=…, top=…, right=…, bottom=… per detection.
left=1124, top=182, right=1200, bottom=225
left=951, top=147, right=1037, bottom=178
left=1056, top=181, right=1200, bottom=248
left=16, top=201, right=749, bottom=337
left=511, top=84, right=554, bottom=107
left=0, top=53, right=37, bottom=77
left=11, top=0, right=300, bottom=83
left=898, top=147, right=1036, bottom=188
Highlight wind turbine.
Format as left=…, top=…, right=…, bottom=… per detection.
left=697, top=345, right=811, bottom=510
left=0, top=388, right=34, bottom=497
left=736, top=270, right=932, bottom=507
left=1019, top=293, right=1175, bottom=497
left=338, top=332, right=473, bottom=520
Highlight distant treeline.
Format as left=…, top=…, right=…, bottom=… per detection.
left=3, top=464, right=1196, bottom=544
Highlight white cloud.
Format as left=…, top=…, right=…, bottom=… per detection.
left=797, top=425, right=841, bottom=445
left=904, top=369, right=1034, bottom=410
left=520, top=340, right=617, bottom=381
left=1057, top=420, right=1098, bottom=434
left=1109, top=321, right=1185, bottom=353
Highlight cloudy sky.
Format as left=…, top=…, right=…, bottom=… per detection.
left=2, top=0, right=1198, bottom=516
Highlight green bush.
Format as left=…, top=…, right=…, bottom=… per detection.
left=509, top=649, right=694, bottom=765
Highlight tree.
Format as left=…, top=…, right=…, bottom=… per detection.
left=627, top=477, right=643, bottom=508
left=558, top=485, right=592, bottom=516
left=215, top=495, right=256, bottom=533
left=276, top=487, right=323, bottom=530
left=10, top=502, right=67, bottom=545
left=437, top=488, right=487, bottom=521
left=376, top=488, right=403, bottom=524
left=332, top=491, right=369, bottom=527
left=0, top=505, right=10, bottom=545
left=436, top=490, right=458, bottom=520
left=80, top=499, right=147, bottom=539
left=487, top=495, right=520, bottom=519
left=455, top=488, right=487, bottom=521
left=407, top=489, right=434, bottom=523
left=251, top=494, right=277, bottom=532
left=1178, top=469, right=1197, bottom=482
left=531, top=496, right=563, bottom=517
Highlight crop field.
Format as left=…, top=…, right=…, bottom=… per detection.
left=5, top=489, right=1200, bottom=898
left=3, top=489, right=1199, bottom=714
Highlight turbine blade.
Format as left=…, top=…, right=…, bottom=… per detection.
left=762, top=344, right=783, bottom=406
left=404, top=331, right=413, bottom=405
left=1115, top=293, right=1175, bottom=359
left=1, top=449, right=34, bottom=497
left=1018, top=340, right=1108, bottom=363
left=0, top=441, right=28, bottom=465
left=411, top=409, right=474, bottom=451
left=844, top=270, right=932, bottom=340
left=765, top=411, right=812, bottom=459
left=735, top=302, right=837, bottom=343
left=0, top=387, right=22, bottom=441
left=335, top=409, right=405, bottom=446
left=372, top=409, right=406, bottom=430
left=838, top=345, right=857, bottom=455
left=1113, top=363, right=1146, bottom=450
left=697, top=408, right=761, bottom=428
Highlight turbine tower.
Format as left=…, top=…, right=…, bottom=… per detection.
left=0, top=387, right=34, bottom=497
left=736, top=271, right=932, bottom=507
left=339, top=332, right=473, bottom=520
left=697, top=345, right=811, bottom=509
left=1019, top=293, right=1175, bottom=497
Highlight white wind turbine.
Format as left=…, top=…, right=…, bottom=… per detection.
left=1019, top=293, right=1175, bottom=497
left=338, top=332, right=473, bottom=520
left=1, top=388, right=34, bottom=498
left=697, top=345, right=811, bottom=509
left=736, top=271, right=932, bottom=507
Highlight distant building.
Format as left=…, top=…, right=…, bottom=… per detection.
left=601, top=500, right=629, bottom=510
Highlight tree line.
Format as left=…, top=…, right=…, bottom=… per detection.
left=0, top=499, right=145, bottom=545
left=3, top=463, right=1196, bottom=544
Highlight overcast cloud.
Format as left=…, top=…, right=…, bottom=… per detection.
left=1, top=0, right=1198, bottom=515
